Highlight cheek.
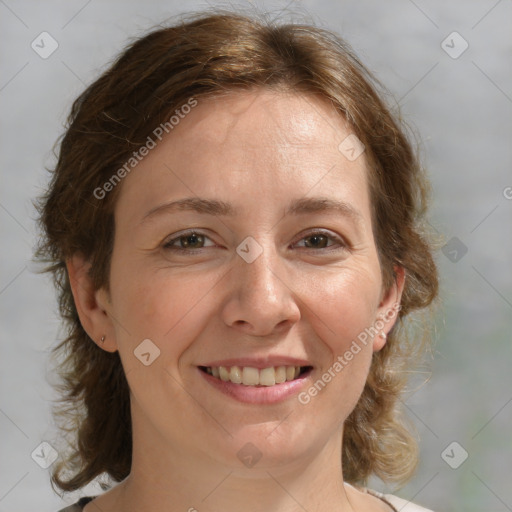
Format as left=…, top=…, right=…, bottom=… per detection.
left=305, top=265, right=381, bottom=350
left=299, top=266, right=380, bottom=404
left=108, top=256, right=222, bottom=365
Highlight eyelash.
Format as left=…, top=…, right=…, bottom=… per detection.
left=162, top=229, right=347, bottom=253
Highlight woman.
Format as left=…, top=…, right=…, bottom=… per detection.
left=37, top=11, right=438, bottom=512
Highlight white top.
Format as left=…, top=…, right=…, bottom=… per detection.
left=382, top=493, right=435, bottom=511
left=349, top=483, right=435, bottom=512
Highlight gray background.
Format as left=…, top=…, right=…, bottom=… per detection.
left=1, top=1, right=511, bottom=511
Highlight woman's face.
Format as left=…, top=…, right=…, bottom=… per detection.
left=101, top=89, right=401, bottom=470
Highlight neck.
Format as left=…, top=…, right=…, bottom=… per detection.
left=111, top=411, right=356, bottom=512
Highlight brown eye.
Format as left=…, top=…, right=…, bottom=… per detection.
left=294, top=231, right=345, bottom=250
left=179, top=233, right=205, bottom=248
left=164, top=231, right=214, bottom=251
left=303, top=234, right=329, bottom=248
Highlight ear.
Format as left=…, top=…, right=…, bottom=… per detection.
left=66, top=254, right=118, bottom=353
left=373, top=266, right=406, bottom=352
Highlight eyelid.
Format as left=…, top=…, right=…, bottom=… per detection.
left=162, top=228, right=348, bottom=252
left=291, top=229, right=348, bottom=250
left=163, top=229, right=216, bottom=250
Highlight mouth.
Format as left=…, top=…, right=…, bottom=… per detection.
left=198, top=365, right=313, bottom=387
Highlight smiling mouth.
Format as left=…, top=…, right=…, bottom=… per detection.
left=199, top=365, right=313, bottom=387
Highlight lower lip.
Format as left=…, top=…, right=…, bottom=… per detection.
left=198, top=368, right=311, bottom=404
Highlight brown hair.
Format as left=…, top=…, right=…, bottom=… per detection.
left=36, top=10, right=438, bottom=493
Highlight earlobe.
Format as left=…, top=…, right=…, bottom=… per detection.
left=66, top=255, right=118, bottom=353
left=373, top=266, right=406, bottom=352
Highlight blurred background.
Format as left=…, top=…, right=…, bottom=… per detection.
left=1, top=1, right=511, bottom=511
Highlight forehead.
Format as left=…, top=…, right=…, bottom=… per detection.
left=114, top=89, right=371, bottom=224
left=175, top=89, right=350, bottom=160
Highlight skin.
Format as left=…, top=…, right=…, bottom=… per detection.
left=69, top=89, right=404, bottom=512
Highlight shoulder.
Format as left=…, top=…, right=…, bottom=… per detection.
left=371, top=489, right=435, bottom=512
left=56, top=496, right=96, bottom=512
left=346, top=483, right=435, bottom=512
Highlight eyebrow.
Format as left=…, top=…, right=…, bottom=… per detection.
left=141, top=196, right=363, bottom=224
left=286, top=197, right=363, bottom=224
left=141, top=197, right=237, bottom=223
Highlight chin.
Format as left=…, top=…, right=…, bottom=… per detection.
left=207, top=421, right=321, bottom=472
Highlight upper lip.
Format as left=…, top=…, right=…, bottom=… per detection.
left=199, top=357, right=312, bottom=369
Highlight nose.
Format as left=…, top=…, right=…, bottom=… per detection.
left=220, top=243, right=301, bottom=337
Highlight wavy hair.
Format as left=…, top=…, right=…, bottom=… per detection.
left=36, top=10, right=438, bottom=493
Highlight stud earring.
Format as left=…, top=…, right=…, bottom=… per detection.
left=100, top=335, right=106, bottom=343
left=379, top=331, right=387, bottom=340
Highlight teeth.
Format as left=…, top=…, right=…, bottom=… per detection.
left=242, top=366, right=259, bottom=386
left=230, top=366, right=242, bottom=384
left=205, top=365, right=305, bottom=386
left=275, top=366, right=286, bottom=384
left=259, top=367, right=276, bottom=386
